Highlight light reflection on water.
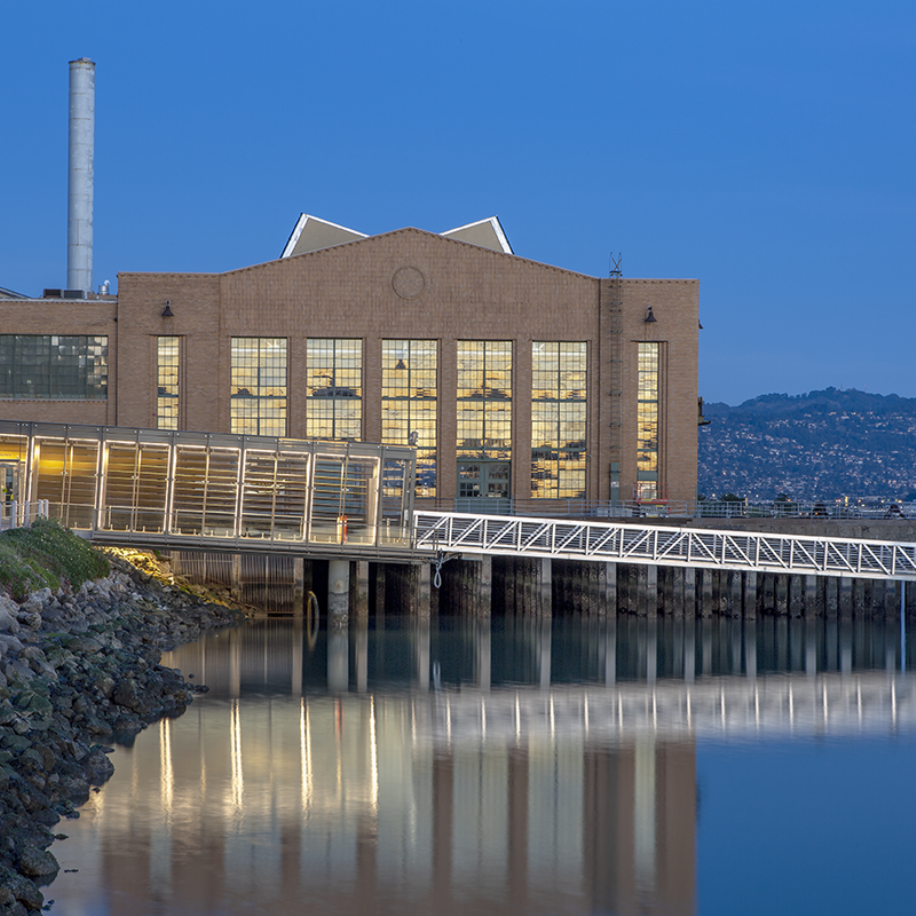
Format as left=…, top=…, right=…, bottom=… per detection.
left=49, top=616, right=916, bottom=915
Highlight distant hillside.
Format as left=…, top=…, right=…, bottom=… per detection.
left=698, top=387, right=916, bottom=501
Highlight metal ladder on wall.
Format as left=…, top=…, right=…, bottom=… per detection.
left=607, top=255, right=623, bottom=505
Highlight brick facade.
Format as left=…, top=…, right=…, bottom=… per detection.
left=0, top=228, right=699, bottom=504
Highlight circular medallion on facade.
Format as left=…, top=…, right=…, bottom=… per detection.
left=392, top=266, right=426, bottom=300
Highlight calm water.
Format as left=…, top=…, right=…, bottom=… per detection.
left=48, top=614, right=916, bottom=915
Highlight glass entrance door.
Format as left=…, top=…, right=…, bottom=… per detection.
left=0, top=461, right=22, bottom=525
left=456, top=461, right=511, bottom=513
left=0, top=462, right=20, bottom=503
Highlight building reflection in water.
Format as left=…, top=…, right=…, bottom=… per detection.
left=53, top=613, right=916, bottom=915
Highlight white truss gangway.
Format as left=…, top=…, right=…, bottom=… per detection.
left=414, top=510, right=916, bottom=581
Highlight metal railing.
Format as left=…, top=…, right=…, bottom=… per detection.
left=414, top=510, right=916, bottom=580
left=422, top=496, right=916, bottom=522
left=693, top=499, right=916, bottom=520
left=0, top=499, right=50, bottom=532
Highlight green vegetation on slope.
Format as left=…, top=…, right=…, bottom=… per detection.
left=0, top=518, right=110, bottom=600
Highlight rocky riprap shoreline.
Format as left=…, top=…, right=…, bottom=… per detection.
left=0, top=552, right=246, bottom=914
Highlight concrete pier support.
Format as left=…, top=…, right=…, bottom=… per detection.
left=414, top=563, right=432, bottom=617
left=292, top=557, right=305, bottom=617
left=645, top=565, right=658, bottom=618
left=373, top=564, right=386, bottom=618
left=586, top=563, right=602, bottom=616
left=884, top=580, right=897, bottom=620
left=700, top=569, right=714, bottom=617
left=761, top=574, right=774, bottom=614
left=805, top=576, right=818, bottom=617
left=328, top=559, right=349, bottom=625
left=478, top=556, right=492, bottom=617
left=853, top=578, right=866, bottom=613
left=603, top=561, right=617, bottom=616
left=789, top=576, right=803, bottom=617
left=717, top=571, right=729, bottom=614
left=230, top=553, right=242, bottom=602
left=775, top=576, right=789, bottom=616
left=728, top=572, right=742, bottom=616
left=661, top=568, right=674, bottom=616
left=537, top=558, right=552, bottom=617
left=744, top=571, right=757, bottom=619
left=684, top=567, right=696, bottom=618
left=825, top=577, right=839, bottom=619
left=672, top=567, right=685, bottom=618
left=839, top=576, right=853, bottom=618
left=351, top=561, right=370, bottom=622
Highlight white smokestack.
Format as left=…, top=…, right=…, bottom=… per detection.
left=68, top=58, right=95, bottom=293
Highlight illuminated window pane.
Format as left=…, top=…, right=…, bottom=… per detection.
left=306, top=339, right=362, bottom=440
left=230, top=338, right=287, bottom=436
left=157, top=336, right=180, bottom=430
left=457, top=341, right=512, bottom=460
left=637, top=342, right=660, bottom=499
left=0, top=335, right=107, bottom=399
left=530, top=342, right=587, bottom=498
left=382, top=340, right=437, bottom=496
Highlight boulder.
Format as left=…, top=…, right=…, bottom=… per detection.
left=84, top=747, right=115, bottom=785
left=0, top=596, right=20, bottom=635
left=18, top=844, right=59, bottom=878
left=65, top=636, right=103, bottom=655
left=5, top=871, right=44, bottom=909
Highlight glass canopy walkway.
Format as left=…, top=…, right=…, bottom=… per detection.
left=0, top=420, right=416, bottom=559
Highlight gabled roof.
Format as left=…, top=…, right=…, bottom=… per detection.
left=280, top=214, right=513, bottom=258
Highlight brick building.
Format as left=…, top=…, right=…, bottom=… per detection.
left=0, top=215, right=700, bottom=509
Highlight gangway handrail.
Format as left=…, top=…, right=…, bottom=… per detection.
left=413, top=510, right=916, bottom=581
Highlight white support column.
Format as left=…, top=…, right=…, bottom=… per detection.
left=328, top=558, right=349, bottom=625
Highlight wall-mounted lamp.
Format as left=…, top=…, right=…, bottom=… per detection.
left=162, top=300, right=174, bottom=318
left=644, top=306, right=657, bottom=323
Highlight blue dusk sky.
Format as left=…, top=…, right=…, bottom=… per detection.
left=1, top=1, right=913, bottom=405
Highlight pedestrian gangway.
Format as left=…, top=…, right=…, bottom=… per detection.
left=414, top=510, right=916, bottom=581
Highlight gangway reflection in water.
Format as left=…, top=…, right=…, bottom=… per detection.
left=47, top=617, right=916, bottom=916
